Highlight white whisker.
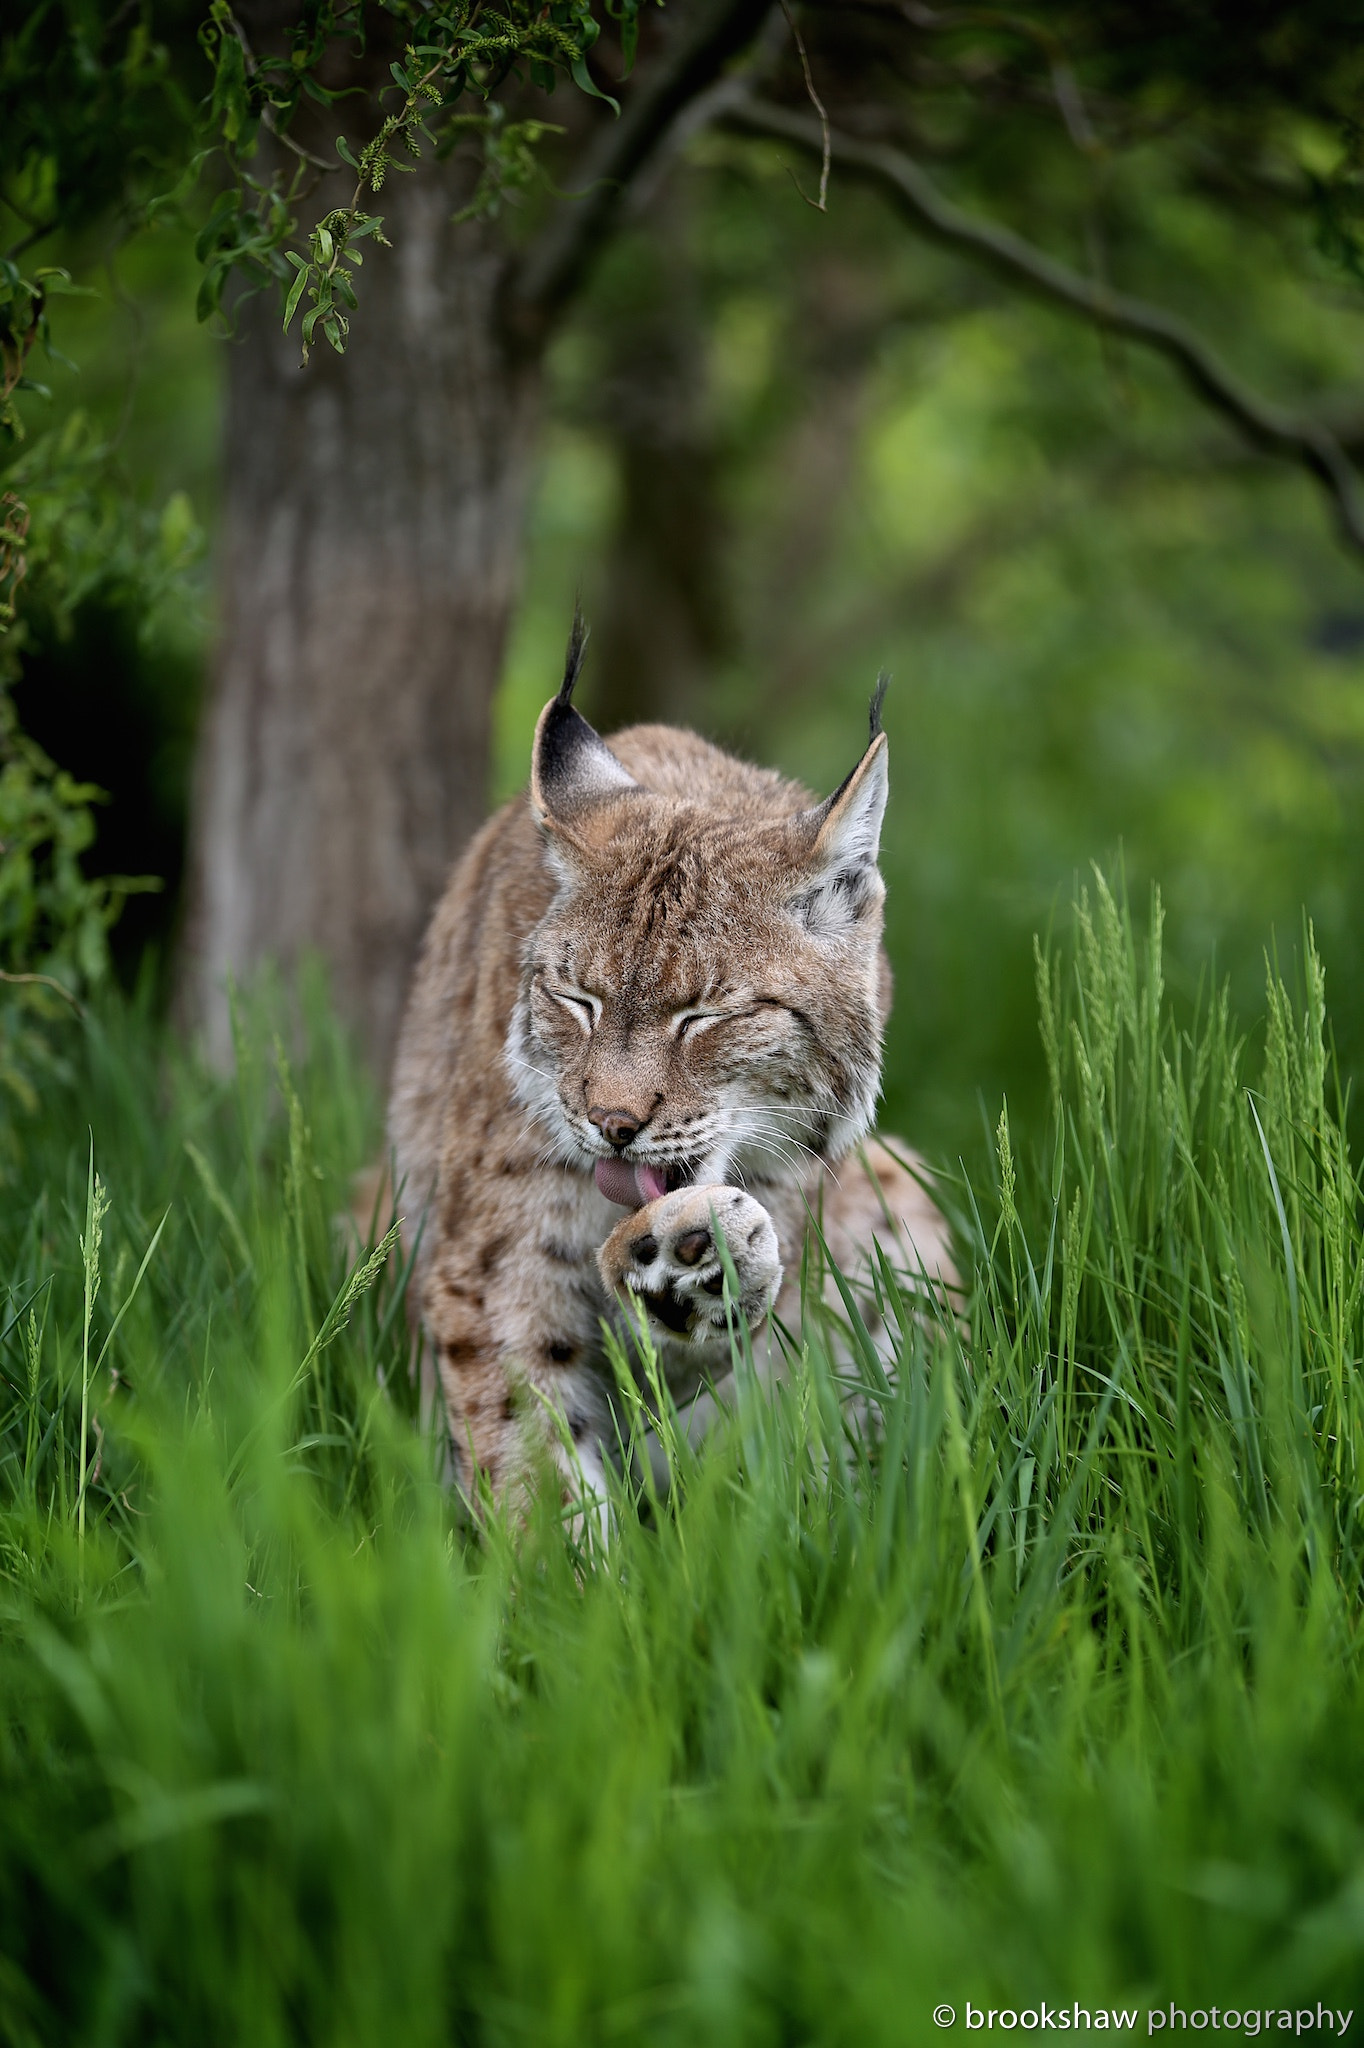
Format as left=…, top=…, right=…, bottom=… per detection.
left=741, top=1115, right=825, bottom=1166
left=503, top=1046, right=556, bottom=1084
left=733, top=1136, right=814, bottom=1179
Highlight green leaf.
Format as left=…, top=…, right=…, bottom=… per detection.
left=283, top=264, right=310, bottom=332
left=570, top=53, right=620, bottom=115
left=33, top=269, right=86, bottom=297
left=93, top=1206, right=171, bottom=1377
left=195, top=263, right=227, bottom=325
left=195, top=189, right=239, bottom=266
left=210, top=31, right=249, bottom=144
left=158, top=491, right=197, bottom=561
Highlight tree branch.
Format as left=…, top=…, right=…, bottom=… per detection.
left=721, top=95, right=1364, bottom=560
left=3, top=222, right=59, bottom=264
left=509, top=0, right=775, bottom=342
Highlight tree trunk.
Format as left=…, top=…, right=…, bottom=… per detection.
left=588, top=186, right=733, bottom=738
left=177, top=0, right=772, bottom=1075
left=180, top=177, right=539, bottom=1077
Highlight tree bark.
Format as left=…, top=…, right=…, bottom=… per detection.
left=177, top=0, right=772, bottom=1076
left=180, top=179, right=539, bottom=1075
left=588, top=185, right=734, bottom=737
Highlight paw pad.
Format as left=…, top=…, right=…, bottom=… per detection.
left=598, top=1184, right=783, bottom=1344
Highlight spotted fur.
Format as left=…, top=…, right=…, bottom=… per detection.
left=388, top=637, right=956, bottom=1506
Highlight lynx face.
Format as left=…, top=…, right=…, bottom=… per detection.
left=507, top=697, right=891, bottom=1205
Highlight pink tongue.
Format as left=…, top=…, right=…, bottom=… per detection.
left=594, top=1159, right=671, bottom=1208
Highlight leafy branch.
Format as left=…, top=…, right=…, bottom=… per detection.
left=195, top=0, right=654, bottom=362
left=0, top=257, right=93, bottom=626
left=0, top=704, right=161, bottom=1127
left=0, top=260, right=86, bottom=447
left=0, top=494, right=28, bottom=632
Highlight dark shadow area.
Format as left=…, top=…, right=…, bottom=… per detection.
left=13, top=599, right=198, bottom=989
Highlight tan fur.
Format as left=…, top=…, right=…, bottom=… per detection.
left=388, top=690, right=957, bottom=1507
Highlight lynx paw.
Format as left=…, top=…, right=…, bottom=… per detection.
left=598, top=1184, right=782, bottom=1344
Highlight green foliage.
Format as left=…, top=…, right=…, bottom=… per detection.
left=447, top=105, right=568, bottom=224
left=0, top=1, right=208, bottom=794
left=194, top=0, right=654, bottom=358
left=0, top=260, right=102, bottom=634
left=0, top=261, right=87, bottom=450
left=0, top=390, right=193, bottom=1126
left=0, top=6, right=207, bottom=1081
left=1, top=413, right=202, bottom=649
left=1307, top=118, right=1364, bottom=291
left=0, top=0, right=195, bottom=243
left=3, top=887, right=1364, bottom=2032
left=0, top=709, right=159, bottom=1125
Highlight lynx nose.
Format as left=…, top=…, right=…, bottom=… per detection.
left=589, top=1107, right=642, bottom=1149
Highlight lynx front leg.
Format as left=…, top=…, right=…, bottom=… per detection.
left=598, top=1184, right=782, bottom=1344
left=424, top=1255, right=615, bottom=1520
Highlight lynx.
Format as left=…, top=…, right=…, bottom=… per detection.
left=387, top=619, right=957, bottom=1505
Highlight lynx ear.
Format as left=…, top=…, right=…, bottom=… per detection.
left=790, top=679, right=890, bottom=933
left=530, top=609, right=638, bottom=838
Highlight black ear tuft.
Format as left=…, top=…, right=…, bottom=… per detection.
left=558, top=603, right=588, bottom=707
left=788, top=717, right=889, bottom=933
left=532, top=612, right=639, bottom=828
left=868, top=671, right=889, bottom=743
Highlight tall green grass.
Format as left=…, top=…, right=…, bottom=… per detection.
left=3, top=883, right=1364, bottom=2045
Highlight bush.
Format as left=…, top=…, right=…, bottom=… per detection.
left=0, top=702, right=159, bottom=1132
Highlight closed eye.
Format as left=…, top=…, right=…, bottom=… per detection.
left=672, top=1002, right=777, bottom=1039
left=547, top=985, right=600, bottom=1034
left=673, top=1009, right=725, bottom=1040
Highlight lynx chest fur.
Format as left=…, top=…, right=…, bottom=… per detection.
left=388, top=630, right=955, bottom=1505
